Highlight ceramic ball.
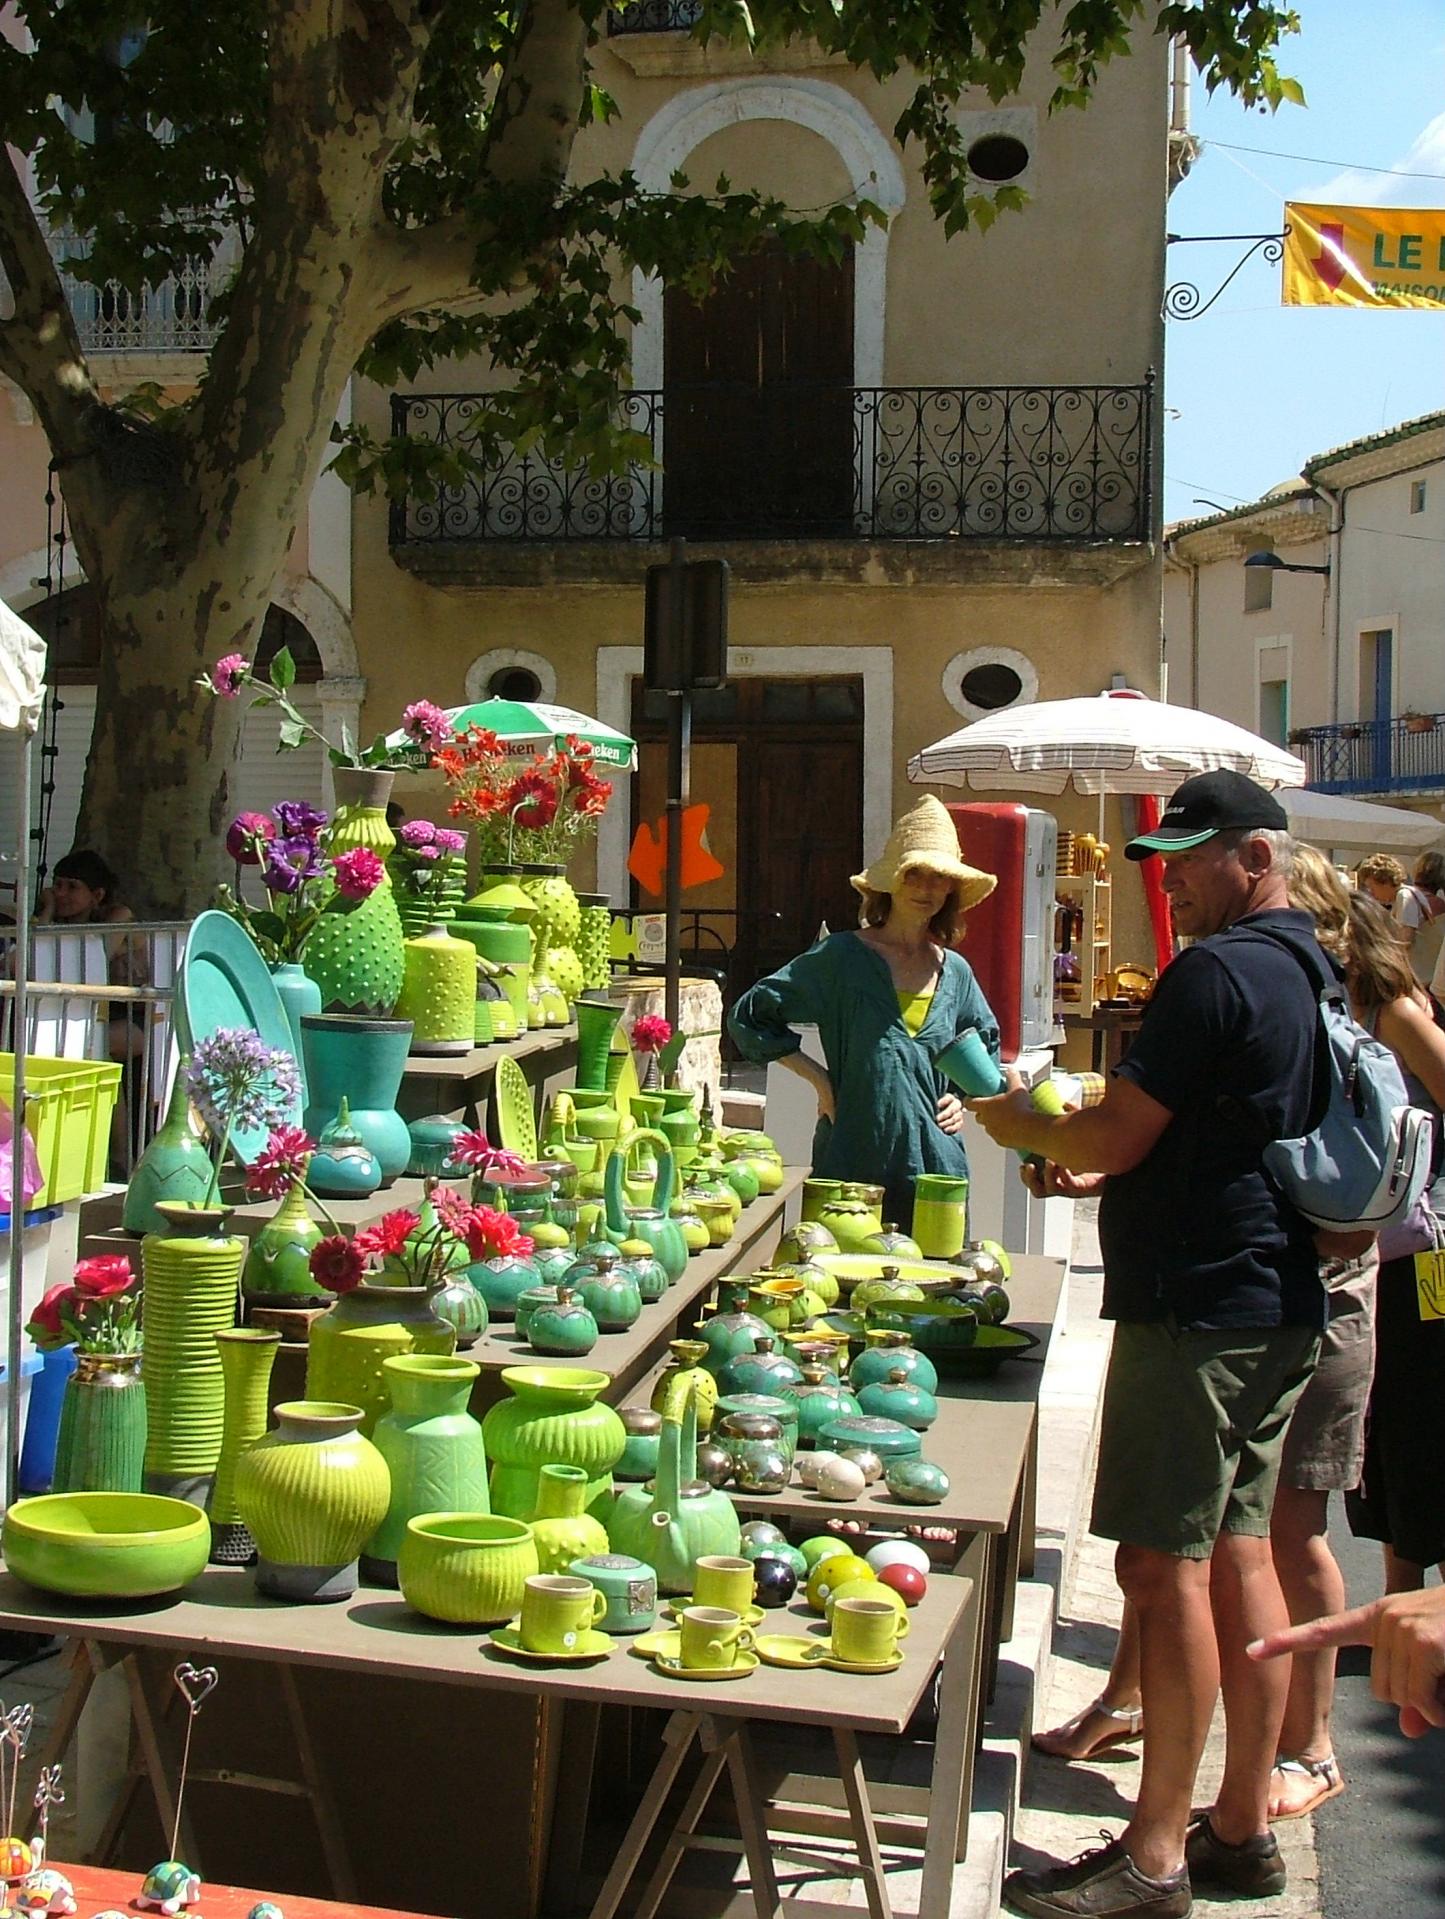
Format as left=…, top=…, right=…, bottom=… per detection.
left=799, top=1534, right=855, bottom=1571
left=865, top=1539, right=932, bottom=1578
left=247, top=1905, right=285, bottom=1919
left=877, top=1562, right=928, bottom=1606
left=694, top=1438, right=734, bottom=1488
left=805, top=1552, right=877, bottom=1614
left=796, top=1449, right=844, bottom=1490
left=739, top=1519, right=788, bottom=1551
left=840, top=1446, right=885, bottom=1485
left=751, top=1554, right=799, bottom=1608
left=884, top=1457, right=951, bottom=1506
left=811, top=1455, right=868, bottom=1502
left=774, top=1542, right=809, bottom=1579
left=92, top=1910, right=131, bottom=1919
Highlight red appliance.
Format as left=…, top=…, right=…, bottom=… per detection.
left=945, top=802, right=1058, bottom=1062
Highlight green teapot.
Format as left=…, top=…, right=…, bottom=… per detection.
left=606, top=1394, right=740, bottom=1592
left=605, top=1129, right=688, bottom=1280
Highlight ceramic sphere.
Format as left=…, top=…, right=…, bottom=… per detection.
left=248, top=1905, right=286, bottom=1919
left=694, top=1438, right=734, bottom=1488
left=805, top=1552, right=877, bottom=1614
left=877, top=1562, right=928, bottom=1606
left=884, top=1457, right=951, bottom=1506
left=811, top=1455, right=868, bottom=1502
left=751, top=1554, right=799, bottom=1608
left=840, top=1446, right=885, bottom=1485
left=799, top=1533, right=854, bottom=1571
left=865, top=1539, right=932, bottom=1578
left=796, top=1449, right=844, bottom=1490
left=739, top=1517, right=788, bottom=1550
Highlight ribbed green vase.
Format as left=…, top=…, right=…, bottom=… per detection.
left=363, top=1354, right=488, bottom=1587
left=139, top=1203, right=243, bottom=1500
left=234, top=1401, right=391, bottom=1603
left=306, top=1283, right=457, bottom=1437
left=210, top=1328, right=282, bottom=1564
left=52, top=1352, right=147, bottom=1494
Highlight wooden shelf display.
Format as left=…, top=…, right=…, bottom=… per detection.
left=1054, top=871, right=1111, bottom=1008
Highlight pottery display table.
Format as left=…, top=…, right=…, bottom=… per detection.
left=0, top=1568, right=974, bottom=1919
left=397, top=1022, right=579, bottom=1124
left=37, top=1863, right=444, bottom=1919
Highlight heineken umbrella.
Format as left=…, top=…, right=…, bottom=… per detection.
left=390, top=699, right=636, bottom=770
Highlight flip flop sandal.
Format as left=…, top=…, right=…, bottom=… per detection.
left=1270, top=1753, right=1344, bottom=1820
left=1030, top=1699, right=1144, bottom=1761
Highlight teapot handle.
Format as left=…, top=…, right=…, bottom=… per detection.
left=629, top=1127, right=675, bottom=1213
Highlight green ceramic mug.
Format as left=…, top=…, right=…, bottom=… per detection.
left=831, top=1594, right=910, bottom=1665
left=692, top=1555, right=756, bottom=1614
left=679, top=1605, right=755, bottom=1671
left=519, top=1573, right=607, bottom=1654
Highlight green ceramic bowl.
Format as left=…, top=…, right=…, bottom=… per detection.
left=3, top=1493, right=210, bottom=1598
left=934, top=1324, right=1040, bottom=1378
left=398, top=1512, right=540, bottom=1626
left=865, top=1297, right=980, bottom=1353
left=813, top=1254, right=961, bottom=1298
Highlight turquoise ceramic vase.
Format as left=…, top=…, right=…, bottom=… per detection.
left=121, top=1067, right=213, bottom=1235
left=51, top=1352, right=146, bottom=1494
left=269, top=962, right=322, bottom=1102
left=301, top=1015, right=414, bottom=1186
left=363, top=1354, right=489, bottom=1587
left=306, top=1096, right=382, bottom=1199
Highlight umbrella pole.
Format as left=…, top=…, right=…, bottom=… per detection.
left=6, top=727, right=32, bottom=1510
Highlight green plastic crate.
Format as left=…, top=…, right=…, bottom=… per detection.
left=0, top=1055, right=124, bottom=1204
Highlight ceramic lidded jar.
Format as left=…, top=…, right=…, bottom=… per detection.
left=528, top=1286, right=599, bottom=1358
left=788, top=1364, right=862, bottom=1449
left=577, top=1249, right=643, bottom=1333
left=717, top=1336, right=804, bottom=1399
left=615, top=1406, right=663, bottom=1482
left=719, top=1413, right=790, bottom=1495
left=363, top=1354, right=488, bottom=1587
left=815, top=1412, right=923, bottom=1464
left=817, top=1184, right=885, bottom=1253
left=859, top=1221, right=924, bottom=1260
left=471, top=1252, right=541, bottom=1323
left=773, top=1220, right=840, bottom=1264
left=242, top=1181, right=328, bottom=1308
left=693, top=1306, right=773, bottom=1378
left=618, top=1245, right=670, bottom=1305
left=234, top=1400, right=391, bottom=1602
left=849, top=1327, right=939, bottom=1396
left=714, top=1390, right=798, bottom=1462
left=855, top=1367, right=939, bottom=1433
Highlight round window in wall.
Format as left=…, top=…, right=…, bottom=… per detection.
left=488, top=666, right=543, bottom=701
left=942, top=646, right=1039, bottom=722
left=966, top=133, right=1030, bottom=183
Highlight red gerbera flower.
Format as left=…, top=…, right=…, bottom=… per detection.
left=464, top=1206, right=534, bottom=1265
left=450, top=1134, right=529, bottom=1177
left=354, top=1209, right=420, bottom=1260
left=632, top=1014, right=672, bottom=1054
left=505, top=769, right=559, bottom=831
left=309, top=1235, right=365, bottom=1294
left=245, top=1125, right=317, bottom=1201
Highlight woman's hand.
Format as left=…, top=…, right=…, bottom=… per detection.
left=814, top=1074, right=837, bottom=1122
left=935, top=1092, right=965, bottom=1135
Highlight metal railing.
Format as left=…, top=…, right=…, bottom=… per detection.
left=0, top=922, right=190, bottom=1183
left=1298, top=716, right=1445, bottom=795
left=388, top=378, right=1154, bottom=546
left=50, top=227, right=227, bottom=355
left=607, top=0, right=703, bottom=30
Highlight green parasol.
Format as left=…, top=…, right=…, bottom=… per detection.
left=390, top=699, right=636, bottom=769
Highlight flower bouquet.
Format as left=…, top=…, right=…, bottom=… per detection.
left=433, top=730, right=612, bottom=868
left=307, top=1184, right=533, bottom=1295
left=217, top=801, right=387, bottom=965
left=186, top=1029, right=303, bottom=1202
left=390, top=819, right=468, bottom=932
left=30, top=1255, right=147, bottom=1494
left=28, top=1254, right=141, bottom=1355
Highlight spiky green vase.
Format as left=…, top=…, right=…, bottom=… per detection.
left=303, top=769, right=405, bottom=1015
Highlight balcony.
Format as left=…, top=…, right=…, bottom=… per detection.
left=1298, top=715, right=1445, bottom=795
left=387, top=380, right=1153, bottom=549
left=607, top=1, right=702, bottom=31
left=53, top=231, right=226, bottom=356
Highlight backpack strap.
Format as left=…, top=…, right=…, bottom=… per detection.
left=1208, top=921, right=1340, bottom=1144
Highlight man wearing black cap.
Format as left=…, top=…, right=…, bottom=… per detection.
left=972, top=771, right=1329, bottom=1919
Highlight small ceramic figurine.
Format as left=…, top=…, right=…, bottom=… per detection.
left=15, top=1869, right=76, bottom=1916
left=0, top=1841, right=32, bottom=1884
left=246, top=1903, right=286, bottom=1919
left=138, top=1862, right=202, bottom=1914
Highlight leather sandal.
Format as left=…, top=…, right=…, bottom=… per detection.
left=1031, top=1699, right=1144, bottom=1761
left=1269, top=1752, right=1344, bottom=1820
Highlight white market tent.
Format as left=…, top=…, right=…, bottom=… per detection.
left=0, top=597, right=49, bottom=1506
left=1283, top=786, right=1442, bottom=853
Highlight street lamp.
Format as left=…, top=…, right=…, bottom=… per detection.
left=1244, top=550, right=1331, bottom=577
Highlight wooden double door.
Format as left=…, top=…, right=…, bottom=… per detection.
left=631, top=677, right=865, bottom=1000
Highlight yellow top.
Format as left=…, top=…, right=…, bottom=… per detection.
left=896, top=982, right=937, bottom=1035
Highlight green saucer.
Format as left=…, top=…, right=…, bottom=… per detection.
left=653, top=1650, right=760, bottom=1681
left=630, top=1627, right=682, bottom=1661
left=663, top=1599, right=765, bottom=1628
left=822, top=1644, right=903, bottom=1674
left=488, top=1625, right=613, bottom=1663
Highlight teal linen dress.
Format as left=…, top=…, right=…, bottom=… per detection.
left=728, top=930, right=1001, bottom=1228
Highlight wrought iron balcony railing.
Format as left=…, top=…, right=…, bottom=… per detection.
left=1298, top=716, right=1445, bottom=795
left=388, top=379, right=1153, bottom=546
left=607, top=1, right=703, bottom=32
left=50, top=229, right=227, bottom=355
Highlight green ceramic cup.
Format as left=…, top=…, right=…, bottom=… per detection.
left=831, top=1594, right=910, bottom=1664
left=519, top=1573, right=607, bottom=1653
left=679, top=1605, right=754, bottom=1671
left=691, top=1555, right=755, bottom=1614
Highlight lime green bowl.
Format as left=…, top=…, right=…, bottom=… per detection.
left=814, top=1254, right=961, bottom=1297
left=3, top=1492, right=210, bottom=1599
left=865, top=1297, right=980, bottom=1352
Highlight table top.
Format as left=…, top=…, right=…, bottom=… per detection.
left=0, top=1568, right=968, bottom=1738
left=43, top=1863, right=445, bottom=1919
left=400, top=1025, right=577, bottom=1082
left=955, top=1253, right=1063, bottom=1406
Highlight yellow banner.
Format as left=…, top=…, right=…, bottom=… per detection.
left=1283, top=203, right=1445, bottom=309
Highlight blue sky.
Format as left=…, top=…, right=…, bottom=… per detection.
left=1162, top=0, right=1445, bottom=526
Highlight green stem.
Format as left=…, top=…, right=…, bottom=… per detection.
left=205, top=1117, right=234, bottom=1209
left=298, top=1178, right=341, bottom=1235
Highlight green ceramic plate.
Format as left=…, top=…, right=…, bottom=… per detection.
left=865, top=1297, right=980, bottom=1352
left=493, top=1053, right=539, bottom=1159
left=175, top=910, right=302, bottom=1163
left=813, top=1254, right=960, bottom=1296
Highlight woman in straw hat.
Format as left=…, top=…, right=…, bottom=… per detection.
left=728, top=795, right=1000, bottom=1229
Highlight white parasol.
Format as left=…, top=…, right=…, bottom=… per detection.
left=1282, top=786, right=1442, bottom=853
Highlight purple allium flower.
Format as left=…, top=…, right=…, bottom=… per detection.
left=273, top=799, right=328, bottom=841
left=186, top=1029, right=300, bottom=1140
left=398, top=819, right=438, bottom=848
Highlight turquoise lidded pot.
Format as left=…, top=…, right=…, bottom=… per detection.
left=528, top=1287, right=599, bottom=1358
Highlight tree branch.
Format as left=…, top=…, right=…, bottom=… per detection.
left=0, top=143, right=103, bottom=466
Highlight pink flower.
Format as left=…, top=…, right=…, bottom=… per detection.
left=332, top=848, right=385, bottom=900
left=398, top=819, right=438, bottom=848
left=245, top=1125, right=316, bottom=1200
left=632, top=1014, right=672, bottom=1055
left=225, top=811, right=276, bottom=865
left=71, top=1255, right=135, bottom=1300
left=402, top=701, right=453, bottom=751
left=354, top=1210, right=419, bottom=1259
left=309, top=1235, right=365, bottom=1294
left=450, top=1135, right=528, bottom=1178
left=434, top=828, right=467, bottom=855
left=213, top=654, right=249, bottom=698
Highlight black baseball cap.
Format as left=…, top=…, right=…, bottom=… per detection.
left=1124, top=769, right=1290, bottom=860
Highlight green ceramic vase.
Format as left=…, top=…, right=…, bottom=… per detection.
left=241, top=1180, right=328, bottom=1308
left=573, top=995, right=623, bottom=1092
left=301, top=768, right=406, bottom=1015
left=305, top=1283, right=457, bottom=1437
left=210, top=1328, right=282, bottom=1564
left=52, top=1352, right=147, bottom=1495
left=527, top=1462, right=609, bottom=1575
left=121, top=1067, right=213, bottom=1235
left=301, top=1015, right=414, bottom=1186
left=575, top=894, right=612, bottom=994
left=234, top=1400, right=391, bottom=1602
left=139, top=1203, right=244, bottom=1501
left=396, top=925, right=476, bottom=1056
left=363, top=1354, right=488, bottom=1587
left=482, top=1365, right=626, bottom=1519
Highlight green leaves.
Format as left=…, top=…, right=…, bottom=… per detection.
left=268, top=644, right=296, bottom=693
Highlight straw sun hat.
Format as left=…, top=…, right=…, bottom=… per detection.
left=850, top=795, right=997, bottom=915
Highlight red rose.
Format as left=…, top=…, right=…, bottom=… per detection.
left=354, top=1210, right=419, bottom=1260
left=26, top=1283, right=76, bottom=1348
left=71, top=1255, right=136, bottom=1299
left=309, top=1234, right=365, bottom=1294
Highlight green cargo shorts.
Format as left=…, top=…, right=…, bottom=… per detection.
left=1090, top=1319, right=1321, bottom=1560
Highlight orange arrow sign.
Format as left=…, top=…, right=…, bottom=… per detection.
left=627, top=804, right=726, bottom=898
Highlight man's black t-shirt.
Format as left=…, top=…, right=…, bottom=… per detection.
left=1098, top=907, right=1327, bottom=1331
